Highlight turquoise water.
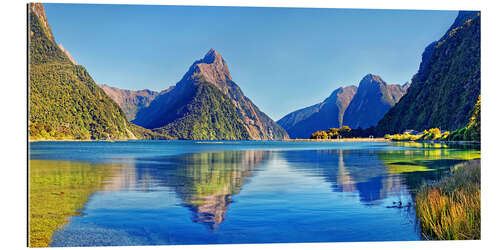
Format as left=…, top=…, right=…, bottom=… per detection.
left=29, top=140, right=480, bottom=246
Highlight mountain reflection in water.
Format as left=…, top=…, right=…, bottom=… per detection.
left=99, top=145, right=479, bottom=230
left=33, top=141, right=479, bottom=246
left=169, top=151, right=267, bottom=230
left=101, top=150, right=268, bottom=230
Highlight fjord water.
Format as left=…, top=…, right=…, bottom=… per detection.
left=29, top=141, right=480, bottom=246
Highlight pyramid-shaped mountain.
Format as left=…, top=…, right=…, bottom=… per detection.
left=133, top=49, right=289, bottom=140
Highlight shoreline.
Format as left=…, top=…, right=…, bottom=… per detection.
left=29, top=138, right=390, bottom=143
left=29, top=138, right=481, bottom=144
left=282, top=138, right=389, bottom=142
left=388, top=139, right=480, bottom=145
left=29, top=138, right=133, bottom=143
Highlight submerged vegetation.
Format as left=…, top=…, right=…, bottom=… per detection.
left=378, top=143, right=479, bottom=175
left=377, top=142, right=481, bottom=239
left=29, top=160, right=116, bottom=247
left=415, top=160, right=480, bottom=240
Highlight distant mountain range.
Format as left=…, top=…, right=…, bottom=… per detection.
left=277, top=85, right=357, bottom=139
left=130, top=49, right=289, bottom=140
left=343, top=74, right=410, bottom=130
left=98, top=84, right=159, bottom=121
left=376, top=11, right=481, bottom=134
left=278, top=74, right=409, bottom=138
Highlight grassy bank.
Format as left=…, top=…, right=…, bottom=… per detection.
left=415, top=159, right=480, bottom=240
left=29, top=160, right=115, bottom=247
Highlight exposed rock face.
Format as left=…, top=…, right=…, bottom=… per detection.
left=30, top=3, right=54, bottom=41
left=98, top=84, right=159, bottom=121
left=133, top=49, right=289, bottom=140
left=376, top=11, right=481, bottom=134
left=57, top=44, right=76, bottom=65
left=278, top=86, right=357, bottom=139
left=343, top=74, right=407, bottom=129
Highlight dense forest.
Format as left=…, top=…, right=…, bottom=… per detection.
left=376, top=12, right=480, bottom=135
left=28, top=3, right=162, bottom=140
left=152, top=82, right=251, bottom=140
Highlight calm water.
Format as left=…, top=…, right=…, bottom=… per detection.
left=29, top=140, right=480, bottom=246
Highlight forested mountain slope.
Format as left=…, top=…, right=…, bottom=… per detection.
left=376, top=11, right=481, bottom=134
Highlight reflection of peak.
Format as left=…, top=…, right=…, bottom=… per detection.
left=188, top=194, right=232, bottom=230
left=335, top=150, right=357, bottom=193
left=163, top=150, right=268, bottom=230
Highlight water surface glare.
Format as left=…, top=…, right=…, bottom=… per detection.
left=28, top=140, right=480, bottom=246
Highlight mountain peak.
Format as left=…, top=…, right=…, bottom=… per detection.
left=361, top=74, right=384, bottom=83
left=30, top=3, right=55, bottom=41
left=189, top=49, right=232, bottom=85
left=133, top=50, right=288, bottom=140
left=358, top=74, right=386, bottom=90
left=202, top=48, right=222, bottom=63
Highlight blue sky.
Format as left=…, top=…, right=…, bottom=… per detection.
left=44, top=4, right=457, bottom=120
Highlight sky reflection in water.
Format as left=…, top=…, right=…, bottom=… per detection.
left=29, top=141, right=479, bottom=246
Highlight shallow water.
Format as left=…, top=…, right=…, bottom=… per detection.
left=28, top=140, right=480, bottom=246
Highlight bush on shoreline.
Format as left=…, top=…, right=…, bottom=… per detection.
left=310, top=126, right=378, bottom=139
left=385, top=95, right=480, bottom=143
left=384, top=128, right=450, bottom=142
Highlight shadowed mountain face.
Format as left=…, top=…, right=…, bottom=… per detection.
left=98, top=84, right=159, bottom=121
left=133, top=49, right=289, bottom=140
left=277, top=86, right=357, bottom=139
left=343, top=74, right=408, bottom=129
left=278, top=74, right=408, bottom=138
left=376, top=11, right=481, bottom=134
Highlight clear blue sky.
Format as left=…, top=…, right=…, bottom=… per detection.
left=44, top=4, right=457, bottom=120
